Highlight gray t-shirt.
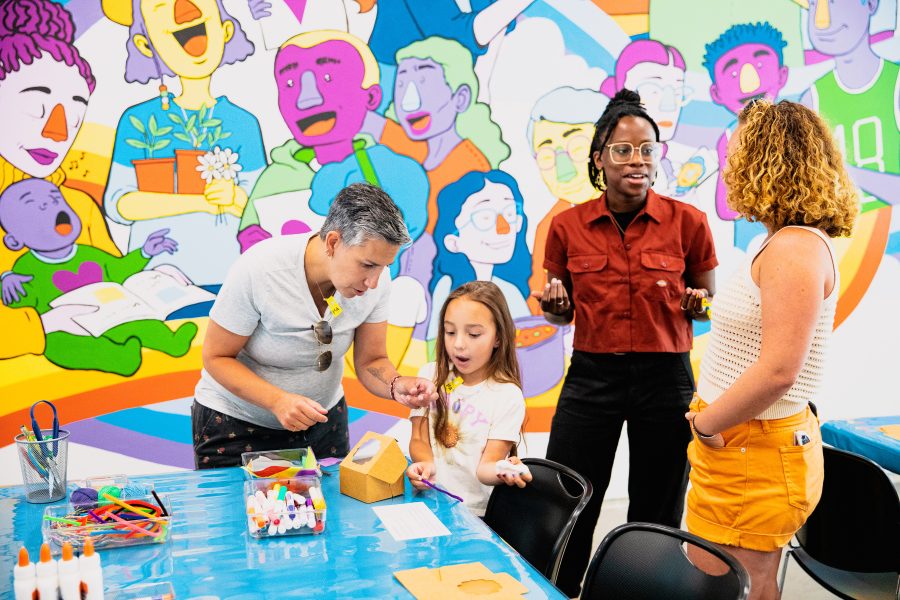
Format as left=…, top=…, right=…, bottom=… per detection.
left=194, top=233, right=391, bottom=429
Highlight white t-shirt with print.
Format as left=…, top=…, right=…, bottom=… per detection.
left=194, top=232, right=391, bottom=429
left=410, top=362, right=526, bottom=516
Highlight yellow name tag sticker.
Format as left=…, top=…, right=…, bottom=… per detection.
left=443, top=376, right=464, bottom=394
left=325, top=296, right=343, bottom=318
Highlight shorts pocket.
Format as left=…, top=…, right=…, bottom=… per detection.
left=688, top=440, right=748, bottom=528
left=780, top=439, right=824, bottom=511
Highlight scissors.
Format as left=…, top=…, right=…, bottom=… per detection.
left=30, top=400, right=60, bottom=459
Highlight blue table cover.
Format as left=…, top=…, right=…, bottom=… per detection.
left=821, top=416, right=900, bottom=474
left=0, top=466, right=564, bottom=598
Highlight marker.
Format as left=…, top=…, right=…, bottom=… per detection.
left=79, top=538, right=104, bottom=600
left=309, top=486, right=326, bottom=511
left=305, top=497, right=316, bottom=528
left=13, top=547, right=37, bottom=600
left=58, top=542, right=81, bottom=600
left=35, top=543, right=58, bottom=600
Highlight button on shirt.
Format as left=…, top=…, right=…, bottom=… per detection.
left=544, top=189, right=718, bottom=353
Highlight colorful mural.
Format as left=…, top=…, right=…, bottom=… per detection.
left=0, top=0, right=897, bottom=473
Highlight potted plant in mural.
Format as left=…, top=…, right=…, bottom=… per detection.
left=168, top=105, right=231, bottom=194
left=125, top=114, right=175, bottom=193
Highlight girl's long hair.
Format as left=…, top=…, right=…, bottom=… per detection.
left=431, top=281, right=521, bottom=449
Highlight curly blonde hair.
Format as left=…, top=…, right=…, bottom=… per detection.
left=723, top=99, right=857, bottom=238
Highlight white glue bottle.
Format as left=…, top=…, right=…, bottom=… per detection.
left=13, top=547, right=37, bottom=600
left=79, top=538, right=104, bottom=600
left=58, top=542, right=81, bottom=600
left=35, top=543, right=58, bottom=600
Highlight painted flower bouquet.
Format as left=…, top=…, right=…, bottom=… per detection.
left=197, top=146, right=243, bottom=224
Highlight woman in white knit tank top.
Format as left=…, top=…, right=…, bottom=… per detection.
left=684, top=100, right=858, bottom=600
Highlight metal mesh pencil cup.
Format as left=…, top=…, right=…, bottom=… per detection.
left=15, top=429, right=69, bottom=503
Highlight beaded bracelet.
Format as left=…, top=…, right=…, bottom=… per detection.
left=389, top=375, right=402, bottom=401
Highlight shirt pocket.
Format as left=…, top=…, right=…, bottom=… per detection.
left=640, top=251, right=685, bottom=302
left=567, top=253, right=607, bottom=302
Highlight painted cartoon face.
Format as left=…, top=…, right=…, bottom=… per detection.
left=532, top=120, right=595, bottom=204
left=0, top=179, right=81, bottom=253
left=394, top=57, right=469, bottom=141
left=0, top=54, right=90, bottom=178
left=624, top=61, right=686, bottom=142
left=326, top=233, right=398, bottom=299
left=275, top=41, right=380, bottom=148
left=445, top=181, right=521, bottom=266
left=709, top=43, right=788, bottom=115
left=808, top=0, right=873, bottom=57
left=443, top=296, right=498, bottom=383
left=139, top=0, right=233, bottom=80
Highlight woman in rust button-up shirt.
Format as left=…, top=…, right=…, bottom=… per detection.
left=533, top=89, right=718, bottom=598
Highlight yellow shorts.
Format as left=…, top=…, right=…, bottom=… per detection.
left=686, top=398, right=824, bottom=552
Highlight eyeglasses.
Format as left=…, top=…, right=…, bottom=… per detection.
left=307, top=320, right=333, bottom=372
left=634, top=81, right=691, bottom=110
left=606, top=141, right=662, bottom=164
left=535, top=135, right=591, bottom=171
left=460, top=204, right=521, bottom=232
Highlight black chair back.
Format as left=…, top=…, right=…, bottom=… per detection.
left=581, top=522, right=751, bottom=600
left=482, top=457, right=591, bottom=583
left=796, top=445, right=900, bottom=573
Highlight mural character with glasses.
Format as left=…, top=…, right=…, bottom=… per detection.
left=192, top=183, right=438, bottom=468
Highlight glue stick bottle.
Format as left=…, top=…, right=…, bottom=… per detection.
left=35, top=543, right=58, bottom=600
left=13, top=547, right=37, bottom=600
left=79, top=538, right=104, bottom=600
left=58, top=542, right=81, bottom=600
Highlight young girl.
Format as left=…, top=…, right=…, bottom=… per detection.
left=407, top=281, right=531, bottom=516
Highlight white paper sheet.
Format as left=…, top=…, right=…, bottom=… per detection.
left=373, top=502, right=451, bottom=541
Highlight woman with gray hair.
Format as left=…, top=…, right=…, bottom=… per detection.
left=192, top=183, right=438, bottom=468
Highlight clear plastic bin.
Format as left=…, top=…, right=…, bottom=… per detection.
left=43, top=493, right=173, bottom=551
left=244, top=476, right=326, bottom=538
left=241, top=447, right=321, bottom=479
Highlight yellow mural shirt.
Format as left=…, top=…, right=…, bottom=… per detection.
left=0, top=157, right=121, bottom=358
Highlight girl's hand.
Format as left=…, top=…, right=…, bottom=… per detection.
left=684, top=410, right=725, bottom=448
left=407, top=461, right=435, bottom=491
left=497, top=457, right=532, bottom=488
left=531, top=278, right=571, bottom=315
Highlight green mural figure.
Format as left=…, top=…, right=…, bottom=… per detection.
left=1, top=180, right=198, bottom=377
left=800, top=0, right=899, bottom=209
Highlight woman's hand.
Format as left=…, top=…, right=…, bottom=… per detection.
left=407, top=461, right=435, bottom=491
left=684, top=410, right=725, bottom=448
left=680, top=287, right=709, bottom=317
left=393, top=376, right=438, bottom=408
left=531, top=277, right=571, bottom=315
left=272, top=392, right=328, bottom=431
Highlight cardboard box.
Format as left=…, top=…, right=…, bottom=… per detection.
left=340, top=432, right=407, bottom=503
left=394, top=562, right=529, bottom=599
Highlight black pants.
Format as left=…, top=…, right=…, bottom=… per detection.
left=192, top=398, right=350, bottom=469
left=547, top=352, right=694, bottom=597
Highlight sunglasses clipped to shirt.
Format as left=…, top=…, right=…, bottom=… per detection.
left=307, top=320, right=333, bottom=372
